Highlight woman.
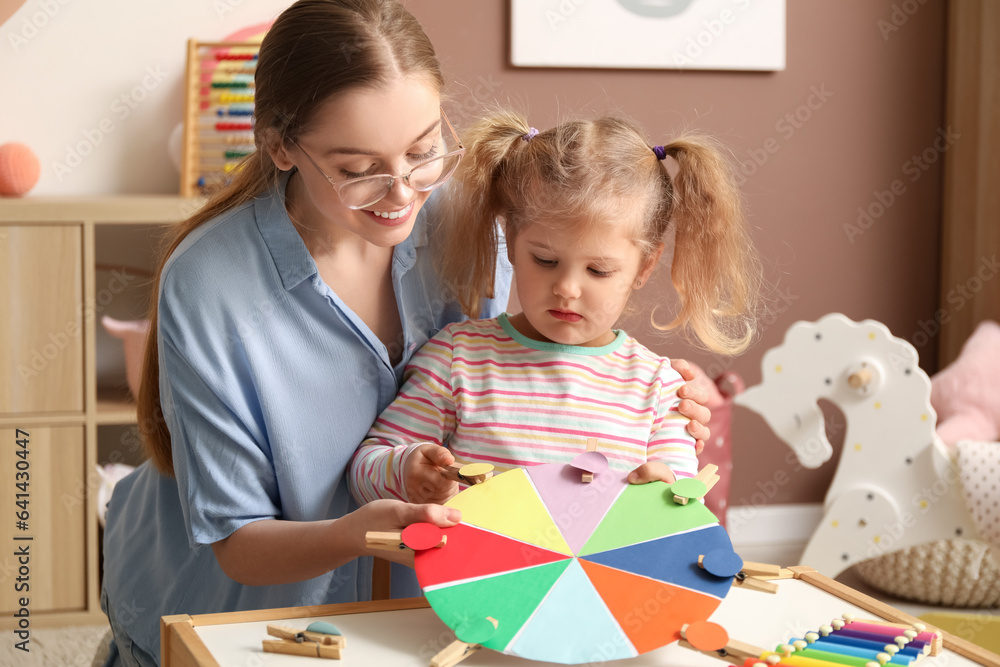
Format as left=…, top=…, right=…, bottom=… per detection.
left=101, top=1, right=712, bottom=665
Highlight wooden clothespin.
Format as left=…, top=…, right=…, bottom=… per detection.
left=678, top=622, right=766, bottom=665
left=731, top=563, right=781, bottom=594
left=431, top=617, right=499, bottom=667
left=582, top=438, right=599, bottom=482
left=367, top=531, right=419, bottom=552
left=672, top=464, right=720, bottom=505
left=431, top=641, right=482, bottom=667
left=698, top=553, right=781, bottom=594
left=441, top=462, right=494, bottom=485
left=263, top=622, right=344, bottom=659
left=367, top=523, right=447, bottom=553
left=568, top=441, right=609, bottom=484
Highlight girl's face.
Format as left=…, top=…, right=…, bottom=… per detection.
left=273, top=74, right=445, bottom=248
left=508, top=219, right=660, bottom=347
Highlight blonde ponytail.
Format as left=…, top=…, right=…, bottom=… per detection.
left=437, top=110, right=534, bottom=318
left=654, top=135, right=761, bottom=355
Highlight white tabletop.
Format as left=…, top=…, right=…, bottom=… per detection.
left=192, top=578, right=984, bottom=667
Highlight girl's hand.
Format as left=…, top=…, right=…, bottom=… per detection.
left=627, top=461, right=677, bottom=485
left=403, top=443, right=459, bottom=504
left=670, top=358, right=712, bottom=455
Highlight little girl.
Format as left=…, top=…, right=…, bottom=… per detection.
left=349, top=110, right=761, bottom=505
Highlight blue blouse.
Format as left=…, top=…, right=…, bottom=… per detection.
left=101, top=173, right=512, bottom=660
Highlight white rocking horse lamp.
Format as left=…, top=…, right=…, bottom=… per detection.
left=735, top=313, right=977, bottom=578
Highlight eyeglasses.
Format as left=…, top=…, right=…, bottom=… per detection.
left=294, top=111, right=465, bottom=210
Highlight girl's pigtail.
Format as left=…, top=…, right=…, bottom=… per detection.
left=658, top=135, right=761, bottom=355
left=438, top=110, right=533, bottom=318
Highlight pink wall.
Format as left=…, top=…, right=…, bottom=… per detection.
left=407, top=0, right=947, bottom=505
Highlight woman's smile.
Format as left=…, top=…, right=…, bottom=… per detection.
left=363, top=201, right=414, bottom=226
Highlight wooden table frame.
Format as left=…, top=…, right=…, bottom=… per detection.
left=162, top=597, right=430, bottom=666
left=160, top=567, right=1000, bottom=667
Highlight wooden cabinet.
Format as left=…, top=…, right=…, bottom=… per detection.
left=0, top=426, right=86, bottom=615
left=0, top=226, right=84, bottom=414
left=0, top=197, right=199, bottom=627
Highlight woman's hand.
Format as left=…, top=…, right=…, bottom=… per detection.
left=349, top=498, right=462, bottom=567
left=670, top=358, right=712, bottom=455
left=211, top=498, right=462, bottom=585
left=627, top=461, right=677, bottom=485
left=403, top=443, right=459, bottom=504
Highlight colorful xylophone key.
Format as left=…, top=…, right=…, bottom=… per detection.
left=759, top=615, right=942, bottom=667
left=830, top=617, right=938, bottom=655
left=788, top=637, right=913, bottom=665
left=813, top=636, right=918, bottom=660
left=839, top=618, right=940, bottom=654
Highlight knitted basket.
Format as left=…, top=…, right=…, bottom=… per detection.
left=855, top=539, right=1000, bottom=608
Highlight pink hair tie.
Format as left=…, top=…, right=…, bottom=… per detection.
left=523, top=127, right=539, bottom=142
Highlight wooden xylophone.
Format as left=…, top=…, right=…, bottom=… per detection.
left=745, top=614, right=943, bottom=667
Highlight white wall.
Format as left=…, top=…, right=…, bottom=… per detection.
left=0, top=0, right=290, bottom=195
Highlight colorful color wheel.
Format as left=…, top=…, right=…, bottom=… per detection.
left=413, top=462, right=738, bottom=664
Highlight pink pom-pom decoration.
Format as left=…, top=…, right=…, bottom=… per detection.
left=0, top=143, right=41, bottom=196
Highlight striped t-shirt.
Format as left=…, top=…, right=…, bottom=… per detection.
left=349, top=313, right=697, bottom=503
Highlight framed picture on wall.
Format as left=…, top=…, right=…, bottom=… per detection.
left=511, top=0, right=786, bottom=71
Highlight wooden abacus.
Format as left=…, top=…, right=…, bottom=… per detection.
left=180, top=39, right=260, bottom=197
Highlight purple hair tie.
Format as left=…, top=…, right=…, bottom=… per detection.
left=523, top=127, right=539, bottom=142
left=652, top=145, right=667, bottom=160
